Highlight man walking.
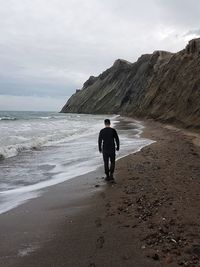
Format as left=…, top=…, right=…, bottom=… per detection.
left=98, top=119, right=120, bottom=181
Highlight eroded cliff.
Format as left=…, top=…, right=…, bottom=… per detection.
left=61, top=38, right=200, bottom=129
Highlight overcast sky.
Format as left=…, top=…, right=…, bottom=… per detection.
left=0, top=0, right=199, bottom=111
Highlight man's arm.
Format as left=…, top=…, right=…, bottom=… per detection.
left=98, top=130, right=103, bottom=153
left=114, top=129, right=120, bottom=151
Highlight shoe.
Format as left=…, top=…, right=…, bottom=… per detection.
left=105, top=175, right=110, bottom=181
left=109, top=174, right=114, bottom=180
left=109, top=174, right=115, bottom=183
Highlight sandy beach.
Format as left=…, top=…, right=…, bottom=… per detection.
left=0, top=119, right=200, bottom=267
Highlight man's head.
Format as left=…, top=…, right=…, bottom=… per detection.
left=104, top=119, right=111, bottom=127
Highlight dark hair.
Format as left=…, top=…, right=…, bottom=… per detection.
left=104, top=119, right=110, bottom=125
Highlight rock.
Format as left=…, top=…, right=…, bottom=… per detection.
left=122, top=254, right=130, bottom=260
left=171, top=238, right=177, bottom=244
left=60, top=38, right=200, bottom=130
left=83, top=75, right=98, bottom=89
left=152, top=253, right=159, bottom=260
left=192, top=244, right=200, bottom=256
left=0, top=154, right=5, bottom=160
left=132, top=224, right=137, bottom=228
left=186, top=38, right=200, bottom=54
left=165, top=255, right=173, bottom=264
left=123, top=224, right=130, bottom=228
left=145, top=249, right=160, bottom=261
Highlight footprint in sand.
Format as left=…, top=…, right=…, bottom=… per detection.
left=96, top=236, right=105, bottom=249
left=95, top=217, right=102, bottom=227
left=100, top=192, right=106, bottom=199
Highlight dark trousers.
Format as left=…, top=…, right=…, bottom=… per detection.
left=103, top=151, right=115, bottom=176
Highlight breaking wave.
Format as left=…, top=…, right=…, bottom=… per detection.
left=0, top=116, right=17, bottom=121
left=0, top=126, right=100, bottom=160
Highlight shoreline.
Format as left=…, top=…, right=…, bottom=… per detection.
left=0, top=119, right=200, bottom=266
left=0, top=116, right=151, bottom=215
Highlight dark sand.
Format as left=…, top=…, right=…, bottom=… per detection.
left=0, top=120, right=200, bottom=267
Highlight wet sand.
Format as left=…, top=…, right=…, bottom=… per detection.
left=0, top=120, right=200, bottom=266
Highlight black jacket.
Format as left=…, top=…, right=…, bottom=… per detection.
left=98, top=127, right=120, bottom=153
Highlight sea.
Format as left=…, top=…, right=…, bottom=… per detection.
left=0, top=111, right=153, bottom=215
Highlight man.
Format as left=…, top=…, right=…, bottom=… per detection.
left=98, top=119, right=120, bottom=182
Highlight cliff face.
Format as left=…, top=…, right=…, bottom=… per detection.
left=61, top=38, right=200, bottom=129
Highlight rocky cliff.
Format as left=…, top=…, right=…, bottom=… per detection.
left=61, top=38, right=200, bottom=129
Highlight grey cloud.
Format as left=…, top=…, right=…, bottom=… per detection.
left=155, top=0, right=200, bottom=28
left=0, top=95, right=67, bottom=111
left=0, top=78, right=72, bottom=97
left=184, top=29, right=200, bottom=37
left=0, top=0, right=199, bottom=110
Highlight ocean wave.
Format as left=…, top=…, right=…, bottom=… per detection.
left=0, top=154, right=5, bottom=160
left=0, top=116, right=17, bottom=121
left=0, top=137, right=62, bottom=160
left=0, top=113, right=120, bottom=160
left=39, top=116, right=51, bottom=120
left=0, top=127, right=100, bottom=160
left=39, top=116, right=67, bottom=120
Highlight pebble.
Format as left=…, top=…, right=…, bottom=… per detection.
left=152, top=253, right=159, bottom=260
left=165, top=255, right=173, bottom=264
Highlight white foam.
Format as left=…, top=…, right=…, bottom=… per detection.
left=18, top=244, right=40, bottom=257
left=0, top=141, right=154, bottom=215
left=0, top=116, right=17, bottom=121
left=39, top=116, right=51, bottom=119
left=0, top=120, right=104, bottom=159
left=0, top=162, right=101, bottom=214
left=0, top=115, right=154, bottom=215
left=0, top=191, right=40, bottom=214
